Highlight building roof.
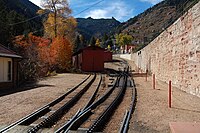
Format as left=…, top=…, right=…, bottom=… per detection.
left=0, top=44, right=22, bottom=58
left=73, top=46, right=105, bottom=56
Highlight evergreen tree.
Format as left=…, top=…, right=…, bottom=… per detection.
left=90, top=36, right=96, bottom=46
left=74, top=35, right=81, bottom=53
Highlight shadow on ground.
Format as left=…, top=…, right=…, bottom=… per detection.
left=172, top=107, right=200, bottom=114
left=107, top=59, right=121, bottom=63
left=132, top=73, right=148, bottom=77
left=0, top=83, right=55, bottom=97
left=104, top=68, right=119, bottom=75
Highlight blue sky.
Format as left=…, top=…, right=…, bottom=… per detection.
left=30, top=0, right=163, bottom=22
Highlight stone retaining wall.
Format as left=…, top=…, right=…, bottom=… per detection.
left=114, top=54, right=132, bottom=60
left=132, top=1, right=200, bottom=97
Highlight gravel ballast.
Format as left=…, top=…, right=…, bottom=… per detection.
left=0, top=73, right=87, bottom=125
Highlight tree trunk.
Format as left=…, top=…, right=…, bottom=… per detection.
left=52, top=0, right=57, bottom=37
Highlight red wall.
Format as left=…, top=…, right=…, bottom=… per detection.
left=72, top=46, right=112, bottom=72
left=82, top=49, right=104, bottom=72
left=104, top=51, right=112, bottom=62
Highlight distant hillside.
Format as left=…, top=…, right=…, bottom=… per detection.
left=117, top=0, right=199, bottom=50
left=77, top=17, right=121, bottom=40
left=4, top=0, right=40, bottom=18
left=0, top=0, right=43, bottom=46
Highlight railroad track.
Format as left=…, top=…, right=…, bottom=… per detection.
left=118, top=78, right=137, bottom=133
left=27, top=74, right=98, bottom=133
left=0, top=74, right=100, bottom=133
left=52, top=74, right=103, bottom=130
left=1, top=60, right=137, bottom=133
left=55, top=67, right=130, bottom=133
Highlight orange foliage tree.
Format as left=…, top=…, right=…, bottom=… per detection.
left=36, top=0, right=76, bottom=72
left=13, top=0, right=76, bottom=79
left=55, top=36, right=73, bottom=71
left=14, top=33, right=73, bottom=78
left=38, top=35, right=73, bottom=72
left=13, top=33, right=44, bottom=80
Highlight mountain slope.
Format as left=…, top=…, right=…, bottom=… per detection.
left=77, top=17, right=120, bottom=40
left=4, top=0, right=40, bottom=18
left=117, top=0, right=199, bottom=50
left=0, top=0, right=42, bottom=46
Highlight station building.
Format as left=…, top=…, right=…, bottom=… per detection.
left=0, top=44, right=21, bottom=90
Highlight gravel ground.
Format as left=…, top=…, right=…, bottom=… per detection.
left=126, top=60, right=200, bottom=133
left=0, top=73, right=87, bottom=125
left=1, top=58, right=199, bottom=133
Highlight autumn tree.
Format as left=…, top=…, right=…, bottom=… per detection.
left=42, top=14, right=77, bottom=40
left=95, top=38, right=100, bottom=47
left=40, top=0, right=73, bottom=38
left=38, top=36, right=73, bottom=72
left=116, top=33, right=133, bottom=46
left=38, top=37, right=58, bottom=72
left=13, top=33, right=43, bottom=80
left=14, top=33, right=73, bottom=76
left=38, top=0, right=76, bottom=72
left=107, top=45, right=111, bottom=51
left=56, top=36, right=72, bottom=71
left=13, top=32, right=73, bottom=79
left=11, top=0, right=76, bottom=82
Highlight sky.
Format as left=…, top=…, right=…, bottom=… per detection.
left=29, top=0, right=163, bottom=22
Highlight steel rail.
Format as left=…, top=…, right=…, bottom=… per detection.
left=82, top=75, right=102, bottom=111
left=85, top=76, right=120, bottom=111
left=87, top=74, right=128, bottom=133
left=119, top=110, right=129, bottom=133
left=61, top=66, right=129, bottom=132
left=28, top=74, right=96, bottom=133
left=64, top=109, right=92, bottom=133
left=87, top=66, right=129, bottom=133
left=0, top=74, right=91, bottom=133
left=54, top=109, right=81, bottom=133
left=54, top=109, right=82, bottom=133
left=54, top=75, right=102, bottom=133
left=59, top=75, right=120, bottom=133
left=48, top=75, right=91, bottom=107
left=119, top=77, right=137, bottom=133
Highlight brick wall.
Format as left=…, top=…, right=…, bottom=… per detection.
left=132, top=1, right=200, bottom=97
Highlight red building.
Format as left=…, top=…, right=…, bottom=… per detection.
left=73, top=46, right=112, bottom=72
left=104, top=51, right=112, bottom=62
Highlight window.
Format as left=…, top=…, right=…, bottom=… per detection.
left=0, top=58, right=3, bottom=81
left=8, top=61, right=12, bottom=81
left=0, top=57, right=12, bottom=82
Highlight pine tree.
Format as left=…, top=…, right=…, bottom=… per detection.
left=90, top=36, right=96, bottom=46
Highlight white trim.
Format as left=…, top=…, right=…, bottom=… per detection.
left=0, top=53, right=21, bottom=58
